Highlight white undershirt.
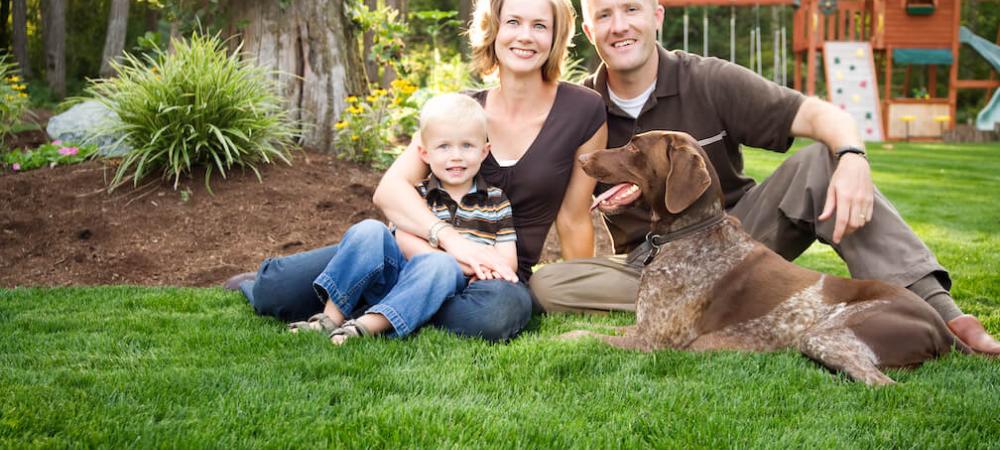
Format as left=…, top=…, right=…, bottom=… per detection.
left=608, top=81, right=656, bottom=118
left=494, top=158, right=518, bottom=167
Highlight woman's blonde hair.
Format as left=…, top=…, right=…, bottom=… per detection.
left=468, top=0, right=576, bottom=82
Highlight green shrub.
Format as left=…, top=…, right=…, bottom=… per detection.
left=2, top=141, right=99, bottom=172
left=1, top=54, right=31, bottom=140
left=86, top=33, right=298, bottom=192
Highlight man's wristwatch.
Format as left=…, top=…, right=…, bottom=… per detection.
left=834, top=145, right=867, bottom=160
left=427, top=220, right=452, bottom=249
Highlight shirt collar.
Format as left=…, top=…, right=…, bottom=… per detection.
left=593, top=45, right=679, bottom=118
left=423, top=174, right=490, bottom=206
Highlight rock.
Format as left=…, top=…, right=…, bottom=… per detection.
left=46, top=101, right=132, bottom=156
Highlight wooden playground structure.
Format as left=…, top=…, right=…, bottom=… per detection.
left=658, top=0, right=1000, bottom=140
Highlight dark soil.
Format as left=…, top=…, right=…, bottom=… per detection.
left=1, top=130, right=611, bottom=288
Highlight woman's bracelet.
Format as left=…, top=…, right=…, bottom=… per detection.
left=427, top=220, right=453, bottom=249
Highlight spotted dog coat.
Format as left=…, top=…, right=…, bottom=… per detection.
left=566, top=130, right=968, bottom=385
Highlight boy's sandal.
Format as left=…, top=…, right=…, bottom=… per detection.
left=288, top=313, right=339, bottom=334
left=328, top=319, right=371, bottom=345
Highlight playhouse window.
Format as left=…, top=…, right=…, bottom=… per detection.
left=905, top=0, right=937, bottom=15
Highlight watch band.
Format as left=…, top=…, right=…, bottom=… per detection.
left=834, top=145, right=867, bottom=159
left=427, top=220, right=452, bottom=249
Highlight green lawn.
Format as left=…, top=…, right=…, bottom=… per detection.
left=3, top=142, right=999, bottom=448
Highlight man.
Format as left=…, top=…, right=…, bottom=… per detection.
left=530, top=0, right=1000, bottom=354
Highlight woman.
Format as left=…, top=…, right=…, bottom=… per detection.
left=230, top=0, right=607, bottom=341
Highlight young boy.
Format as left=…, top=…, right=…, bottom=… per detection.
left=289, top=93, right=517, bottom=344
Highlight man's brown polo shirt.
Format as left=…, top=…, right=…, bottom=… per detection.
left=583, top=46, right=806, bottom=254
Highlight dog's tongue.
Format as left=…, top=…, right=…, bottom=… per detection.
left=590, top=183, right=633, bottom=212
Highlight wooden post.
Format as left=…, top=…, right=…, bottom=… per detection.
left=872, top=0, right=885, bottom=49
left=885, top=47, right=893, bottom=100
left=947, top=0, right=961, bottom=128
left=884, top=46, right=893, bottom=136
left=806, top=0, right=818, bottom=96
left=904, top=65, right=912, bottom=96
left=795, top=51, right=802, bottom=91
left=928, top=65, right=938, bottom=98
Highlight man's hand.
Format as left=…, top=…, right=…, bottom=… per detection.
left=818, top=153, right=874, bottom=244
left=441, top=230, right=518, bottom=283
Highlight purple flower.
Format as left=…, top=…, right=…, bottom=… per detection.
left=51, top=140, right=62, bottom=146
left=12, top=163, right=20, bottom=171
left=58, top=146, right=79, bottom=156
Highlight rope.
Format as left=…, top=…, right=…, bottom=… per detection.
left=703, top=7, right=709, bottom=56
left=730, top=6, right=736, bottom=62
left=683, top=7, right=689, bottom=53
left=755, top=4, right=763, bottom=76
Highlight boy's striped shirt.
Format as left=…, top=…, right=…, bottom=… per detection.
left=416, top=175, right=516, bottom=246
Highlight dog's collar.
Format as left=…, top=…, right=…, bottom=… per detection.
left=641, top=214, right=727, bottom=265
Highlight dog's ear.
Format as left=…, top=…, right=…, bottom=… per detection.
left=664, top=138, right=712, bottom=214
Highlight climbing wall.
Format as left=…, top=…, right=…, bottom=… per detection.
left=823, top=42, right=884, bottom=142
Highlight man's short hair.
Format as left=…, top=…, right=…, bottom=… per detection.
left=419, top=93, right=489, bottom=142
left=468, top=0, right=576, bottom=82
left=581, top=0, right=660, bottom=24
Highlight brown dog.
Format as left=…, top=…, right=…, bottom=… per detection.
left=564, top=130, right=969, bottom=385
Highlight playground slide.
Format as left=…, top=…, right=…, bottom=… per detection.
left=959, top=26, right=1000, bottom=131
left=977, top=90, right=1000, bottom=132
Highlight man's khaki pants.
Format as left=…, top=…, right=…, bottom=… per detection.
left=530, top=144, right=949, bottom=313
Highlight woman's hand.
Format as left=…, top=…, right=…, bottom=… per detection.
left=440, top=228, right=518, bottom=283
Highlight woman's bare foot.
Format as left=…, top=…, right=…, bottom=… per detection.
left=947, top=314, right=1000, bottom=355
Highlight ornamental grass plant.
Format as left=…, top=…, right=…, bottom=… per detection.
left=86, top=33, right=297, bottom=191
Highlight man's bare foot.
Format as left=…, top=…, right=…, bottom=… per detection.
left=947, top=314, right=1000, bottom=355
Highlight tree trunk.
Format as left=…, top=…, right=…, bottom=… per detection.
left=0, top=0, right=10, bottom=51
left=459, top=0, right=472, bottom=58
left=145, top=4, right=159, bottom=33
left=11, top=0, right=27, bottom=77
left=43, top=0, right=66, bottom=98
left=385, top=0, right=406, bottom=18
left=100, top=0, right=130, bottom=78
left=231, top=0, right=366, bottom=153
left=362, top=0, right=378, bottom=84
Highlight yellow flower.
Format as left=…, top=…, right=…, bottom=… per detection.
left=12, top=84, right=26, bottom=91
left=335, top=121, right=349, bottom=130
left=346, top=96, right=359, bottom=103
left=351, top=135, right=360, bottom=141
left=403, top=85, right=417, bottom=94
left=6, top=75, right=21, bottom=83
left=366, top=95, right=378, bottom=103
left=373, top=88, right=388, bottom=97
left=391, top=97, right=402, bottom=106
left=390, top=79, right=413, bottom=91
left=17, top=93, right=27, bottom=98
left=346, top=105, right=363, bottom=115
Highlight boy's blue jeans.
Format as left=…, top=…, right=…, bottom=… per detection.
left=312, top=220, right=465, bottom=337
left=238, top=220, right=533, bottom=341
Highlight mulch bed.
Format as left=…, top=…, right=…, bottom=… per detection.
left=1, top=148, right=388, bottom=288
left=2, top=129, right=611, bottom=288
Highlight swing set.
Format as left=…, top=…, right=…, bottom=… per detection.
left=657, top=0, right=999, bottom=140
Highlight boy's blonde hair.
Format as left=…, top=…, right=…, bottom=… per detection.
left=419, top=93, right=489, bottom=142
left=468, top=0, right=576, bottom=82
